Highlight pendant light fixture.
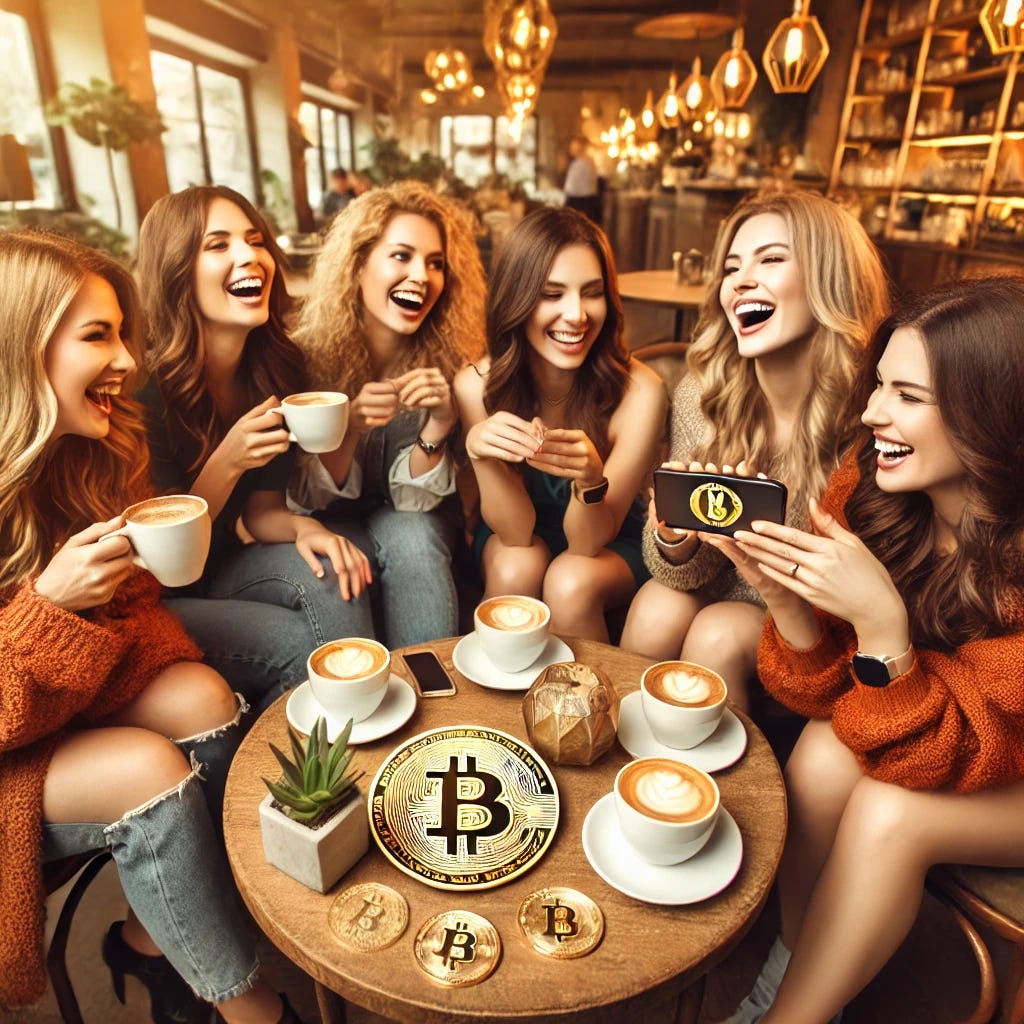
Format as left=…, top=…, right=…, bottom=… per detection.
left=655, top=71, right=682, bottom=129
left=711, top=27, right=758, bottom=109
left=979, top=0, right=1024, bottom=54
left=762, top=0, right=830, bottom=94
left=677, top=57, right=718, bottom=130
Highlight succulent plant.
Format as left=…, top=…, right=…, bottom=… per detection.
left=262, top=716, right=362, bottom=825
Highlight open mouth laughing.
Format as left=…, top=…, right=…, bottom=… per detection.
left=549, top=328, right=587, bottom=349
left=86, top=381, right=122, bottom=414
left=390, top=288, right=425, bottom=312
left=735, top=301, right=775, bottom=329
left=875, top=437, right=913, bottom=465
left=226, top=276, right=265, bottom=299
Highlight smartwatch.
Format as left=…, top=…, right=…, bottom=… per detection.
left=851, top=645, right=914, bottom=688
left=572, top=476, right=609, bottom=505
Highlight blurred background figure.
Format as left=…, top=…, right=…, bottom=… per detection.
left=321, top=167, right=356, bottom=223
left=563, top=135, right=602, bottom=227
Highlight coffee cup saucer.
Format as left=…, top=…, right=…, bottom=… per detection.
left=451, top=632, right=574, bottom=691
left=285, top=675, right=416, bottom=745
left=582, top=792, right=743, bottom=905
left=616, top=692, right=747, bottom=773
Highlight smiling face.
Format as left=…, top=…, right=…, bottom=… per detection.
left=525, top=242, right=607, bottom=371
left=358, top=212, right=445, bottom=339
left=719, top=212, right=816, bottom=360
left=862, top=326, right=966, bottom=520
left=193, top=196, right=276, bottom=337
left=45, top=273, right=135, bottom=440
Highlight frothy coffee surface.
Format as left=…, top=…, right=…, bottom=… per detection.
left=477, top=596, right=547, bottom=632
left=646, top=662, right=725, bottom=709
left=618, top=758, right=717, bottom=823
left=285, top=392, right=337, bottom=406
left=311, top=639, right=387, bottom=680
left=127, top=495, right=205, bottom=526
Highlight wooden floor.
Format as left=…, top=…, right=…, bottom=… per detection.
left=2, top=851, right=1010, bottom=1024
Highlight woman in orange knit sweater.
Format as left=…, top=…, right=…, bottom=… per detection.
left=710, top=277, right=1024, bottom=1024
left=0, top=232, right=303, bottom=1023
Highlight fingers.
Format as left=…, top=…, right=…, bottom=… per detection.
left=73, top=516, right=127, bottom=546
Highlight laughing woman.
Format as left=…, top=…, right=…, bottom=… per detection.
left=291, top=181, right=485, bottom=646
left=137, top=186, right=373, bottom=705
left=715, top=277, right=1024, bottom=1024
left=0, top=230, right=302, bottom=1024
left=455, top=205, right=666, bottom=641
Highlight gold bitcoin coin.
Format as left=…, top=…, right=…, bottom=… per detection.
left=413, top=909, right=501, bottom=986
left=517, top=886, right=604, bottom=959
left=328, top=882, right=408, bottom=952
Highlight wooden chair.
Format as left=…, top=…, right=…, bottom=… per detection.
left=43, top=849, right=113, bottom=1024
left=927, top=865, right=1024, bottom=1024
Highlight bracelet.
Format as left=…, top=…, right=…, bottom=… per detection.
left=655, top=529, right=692, bottom=548
left=416, top=431, right=450, bottom=455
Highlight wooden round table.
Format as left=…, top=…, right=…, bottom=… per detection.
left=224, top=638, right=786, bottom=1024
left=617, top=270, right=707, bottom=342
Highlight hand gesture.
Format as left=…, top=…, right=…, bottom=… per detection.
left=526, top=426, right=604, bottom=487
left=466, top=411, right=545, bottom=463
left=34, top=518, right=136, bottom=611
left=391, top=367, right=457, bottom=434
left=214, top=397, right=292, bottom=473
left=294, top=523, right=373, bottom=601
left=350, top=381, right=402, bottom=434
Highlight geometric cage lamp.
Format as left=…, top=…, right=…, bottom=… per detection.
left=762, top=0, right=830, bottom=94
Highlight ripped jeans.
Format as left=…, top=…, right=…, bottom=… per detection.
left=41, top=700, right=257, bottom=1003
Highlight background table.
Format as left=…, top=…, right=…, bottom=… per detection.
left=618, top=271, right=707, bottom=343
left=224, top=638, right=786, bottom=1024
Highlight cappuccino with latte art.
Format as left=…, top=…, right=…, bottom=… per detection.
left=644, top=663, right=726, bottom=709
left=307, top=637, right=390, bottom=723
left=473, top=595, right=551, bottom=673
left=641, top=660, right=728, bottom=750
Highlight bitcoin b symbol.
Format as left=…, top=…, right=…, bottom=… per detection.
left=543, top=899, right=579, bottom=943
left=437, top=920, right=477, bottom=969
left=349, top=894, right=384, bottom=932
left=426, top=754, right=511, bottom=855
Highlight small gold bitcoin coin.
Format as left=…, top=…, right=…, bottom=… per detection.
left=413, top=909, right=501, bottom=986
left=328, top=883, right=409, bottom=952
left=517, top=886, right=604, bottom=959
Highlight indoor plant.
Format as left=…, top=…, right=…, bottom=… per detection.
left=258, top=716, right=367, bottom=892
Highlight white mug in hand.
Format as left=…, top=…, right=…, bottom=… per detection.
left=270, top=392, right=349, bottom=453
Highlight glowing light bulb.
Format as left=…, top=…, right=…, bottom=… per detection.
left=784, top=26, right=804, bottom=66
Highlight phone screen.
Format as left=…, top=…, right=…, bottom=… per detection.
left=403, top=651, right=457, bottom=697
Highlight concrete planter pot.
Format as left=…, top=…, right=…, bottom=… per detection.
left=258, top=788, right=368, bottom=893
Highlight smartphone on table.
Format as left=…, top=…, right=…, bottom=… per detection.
left=653, top=469, right=788, bottom=537
left=402, top=650, right=458, bottom=698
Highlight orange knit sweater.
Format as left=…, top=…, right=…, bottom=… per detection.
left=759, top=453, right=1024, bottom=794
left=0, top=571, right=202, bottom=1009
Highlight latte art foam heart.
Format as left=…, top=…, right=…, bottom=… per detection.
left=635, top=769, right=703, bottom=817
left=662, top=669, right=712, bottom=705
left=323, top=646, right=377, bottom=678
left=491, top=604, right=538, bottom=629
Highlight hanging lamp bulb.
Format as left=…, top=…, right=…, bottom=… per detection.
left=762, top=0, right=830, bottom=94
left=676, top=57, right=718, bottom=126
left=979, top=0, right=1024, bottom=53
left=655, top=72, right=682, bottom=129
left=711, top=28, right=759, bottom=109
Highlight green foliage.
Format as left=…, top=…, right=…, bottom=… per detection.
left=44, top=78, right=165, bottom=151
left=361, top=135, right=447, bottom=186
left=0, top=208, right=129, bottom=260
left=262, top=717, right=362, bottom=825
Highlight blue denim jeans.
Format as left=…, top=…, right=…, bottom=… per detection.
left=167, top=540, right=375, bottom=708
left=322, top=505, right=458, bottom=648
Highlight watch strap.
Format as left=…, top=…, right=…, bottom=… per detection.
left=415, top=432, right=450, bottom=455
left=851, top=645, right=915, bottom=687
left=572, top=476, right=609, bottom=505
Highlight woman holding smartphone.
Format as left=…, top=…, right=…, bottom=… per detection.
left=621, top=191, right=888, bottom=711
left=715, top=276, right=1024, bottom=1023
left=455, top=205, right=666, bottom=642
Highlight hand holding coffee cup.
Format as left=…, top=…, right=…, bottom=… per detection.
left=100, top=495, right=211, bottom=588
left=473, top=595, right=550, bottom=673
left=614, top=757, right=720, bottom=865
left=307, top=637, right=391, bottom=724
left=641, top=660, right=727, bottom=749
left=269, top=392, right=349, bottom=453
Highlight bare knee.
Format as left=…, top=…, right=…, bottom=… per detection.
left=840, top=777, right=915, bottom=854
left=484, top=539, right=547, bottom=597
left=621, top=580, right=701, bottom=656
left=543, top=557, right=600, bottom=622
left=786, top=720, right=863, bottom=812
left=170, top=664, right=240, bottom=738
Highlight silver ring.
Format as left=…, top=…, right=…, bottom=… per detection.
left=788, top=561, right=799, bottom=578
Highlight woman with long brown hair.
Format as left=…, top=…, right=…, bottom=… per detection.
left=137, top=185, right=372, bottom=705
left=714, top=276, right=1024, bottom=1023
left=0, top=229, right=304, bottom=1024
left=455, top=205, right=666, bottom=641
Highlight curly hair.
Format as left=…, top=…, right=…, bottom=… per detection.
left=294, top=181, right=486, bottom=394
left=137, top=185, right=304, bottom=473
left=0, top=229, right=150, bottom=591
left=846, top=276, right=1024, bottom=651
left=687, top=190, right=889, bottom=508
left=483, top=205, right=630, bottom=458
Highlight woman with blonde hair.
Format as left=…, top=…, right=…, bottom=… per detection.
left=0, top=229, right=304, bottom=1024
left=137, top=185, right=373, bottom=706
left=291, top=180, right=486, bottom=645
left=621, top=190, right=889, bottom=711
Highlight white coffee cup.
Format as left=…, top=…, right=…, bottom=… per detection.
left=473, top=595, right=550, bottom=673
left=613, top=757, right=721, bottom=865
left=101, top=494, right=211, bottom=588
left=641, top=660, right=728, bottom=750
left=307, top=637, right=391, bottom=723
left=270, top=391, right=349, bottom=453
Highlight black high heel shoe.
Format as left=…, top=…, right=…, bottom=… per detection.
left=102, top=921, right=215, bottom=1024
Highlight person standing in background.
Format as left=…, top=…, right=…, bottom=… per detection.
left=563, top=136, right=602, bottom=227
left=321, top=167, right=356, bottom=223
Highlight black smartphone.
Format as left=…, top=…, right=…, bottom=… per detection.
left=402, top=650, right=458, bottom=698
left=653, top=469, right=788, bottom=537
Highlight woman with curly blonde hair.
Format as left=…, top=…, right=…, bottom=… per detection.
left=292, top=181, right=486, bottom=646
left=0, top=230, right=303, bottom=1024
left=621, top=190, right=889, bottom=711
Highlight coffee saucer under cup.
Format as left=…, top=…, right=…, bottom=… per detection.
left=286, top=675, right=416, bottom=745
left=581, top=792, right=742, bottom=905
left=452, top=633, right=574, bottom=691
left=617, top=692, right=748, bottom=773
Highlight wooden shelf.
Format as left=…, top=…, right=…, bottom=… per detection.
left=923, top=66, right=1010, bottom=88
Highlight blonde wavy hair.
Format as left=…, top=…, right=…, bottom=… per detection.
left=0, top=230, right=149, bottom=591
left=688, top=190, right=889, bottom=506
left=294, top=181, right=486, bottom=392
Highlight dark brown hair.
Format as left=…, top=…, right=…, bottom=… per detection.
left=483, top=205, right=629, bottom=457
left=846, top=275, right=1024, bottom=650
left=137, top=185, right=304, bottom=472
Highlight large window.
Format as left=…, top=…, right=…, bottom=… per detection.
left=0, top=8, right=59, bottom=206
left=299, top=99, right=353, bottom=214
left=150, top=48, right=256, bottom=200
left=439, top=114, right=537, bottom=189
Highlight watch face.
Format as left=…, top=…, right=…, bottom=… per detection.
left=851, top=654, right=891, bottom=688
left=581, top=479, right=609, bottom=504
